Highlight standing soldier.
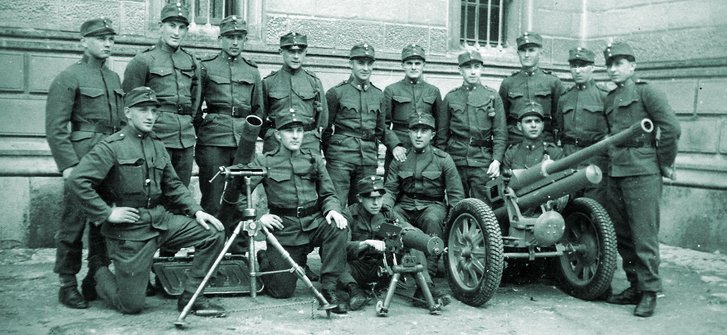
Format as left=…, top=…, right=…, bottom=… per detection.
left=499, top=32, right=564, bottom=143
left=602, top=42, right=681, bottom=318
left=382, top=44, right=445, bottom=172
left=195, top=15, right=263, bottom=217
left=122, top=2, right=199, bottom=187
left=556, top=47, right=609, bottom=203
left=261, top=32, right=328, bottom=155
left=46, top=18, right=124, bottom=309
left=323, top=43, right=386, bottom=205
left=436, top=50, right=507, bottom=199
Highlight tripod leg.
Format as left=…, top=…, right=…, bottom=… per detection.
left=414, top=271, right=440, bottom=314
left=377, top=273, right=401, bottom=317
left=248, top=232, right=257, bottom=299
left=174, top=220, right=243, bottom=328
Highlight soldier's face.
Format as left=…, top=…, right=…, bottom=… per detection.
left=281, top=48, right=307, bottom=70
left=459, top=62, right=483, bottom=85
left=159, top=20, right=189, bottom=48
left=569, top=62, right=594, bottom=84
left=409, top=126, right=434, bottom=150
left=606, top=57, right=636, bottom=84
left=82, top=35, right=115, bottom=60
left=357, top=194, right=384, bottom=215
left=220, top=32, right=247, bottom=57
left=350, top=58, right=374, bottom=82
left=125, top=106, right=159, bottom=133
left=517, top=116, right=544, bottom=140
left=402, top=59, right=425, bottom=80
left=276, top=126, right=304, bottom=151
left=517, top=45, right=541, bottom=68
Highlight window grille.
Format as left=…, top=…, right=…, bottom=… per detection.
left=460, top=0, right=505, bottom=48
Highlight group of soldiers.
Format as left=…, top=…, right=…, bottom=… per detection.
left=46, top=2, right=680, bottom=320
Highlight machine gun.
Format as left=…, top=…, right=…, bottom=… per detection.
left=373, top=219, right=445, bottom=316
left=444, top=119, right=654, bottom=307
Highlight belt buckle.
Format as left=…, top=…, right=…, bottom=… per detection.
left=574, top=138, right=581, bottom=146
left=231, top=106, right=238, bottom=116
left=469, top=137, right=474, bottom=144
left=296, top=206, right=303, bottom=217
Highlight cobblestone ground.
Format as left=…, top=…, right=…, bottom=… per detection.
left=0, top=245, right=726, bottom=335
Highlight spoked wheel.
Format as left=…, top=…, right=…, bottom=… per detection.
left=445, top=198, right=504, bottom=307
left=555, top=197, right=617, bottom=300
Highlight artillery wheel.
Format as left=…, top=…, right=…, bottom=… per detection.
left=444, top=198, right=504, bottom=307
left=555, top=197, right=617, bottom=300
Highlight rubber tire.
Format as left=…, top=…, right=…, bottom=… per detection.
left=555, top=197, right=617, bottom=300
left=445, top=198, right=504, bottom=307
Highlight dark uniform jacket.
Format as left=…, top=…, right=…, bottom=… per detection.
left=195, top=51, right=264, bottom=147
left=70, top=125, right=203, bottom=241
left=122, top=40, right=200, bottom=149
left=499, top=68, right=564, bottom=142
left=557, top=80, right=609, bottom=171
left=437, top=83, right=507, bottom=167
left=604, top=78, right=681, bottom=177
left=503, top=140, right=564, bottom=170
left=343, top=203, right=392, bottom=261
left=46, top=55, right=125, bottom=172
left=238, top=147, right=343, bottom=246
left=323, top=77, right=386, bottom=166
left=383, top=146, right=465, bottom=210
left=261, top=67, right=328, bottom=145
left=383, top=78, right=444, bottom=149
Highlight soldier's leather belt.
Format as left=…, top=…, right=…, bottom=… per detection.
left=392, top=122, right=409, bottom=131
left=335, top=129, right=377, bottom=141
left=451, top=134, right=492, bottom=148
left=159, top=104, right=194, bottom=116
left=116, top=197, right=161, bottom=209
left=206, top=106, right=248, bottom=118
left=268, top=119, right=316, bottom=132
left=404, top=193, right=444, bottom=202
left=269, top=203, right=321, bottom=218
left=616, top=141, right=655, bottom=148
left=72, top=123, right=116, bottom=135
left=561, top=136, right=596, bottom=147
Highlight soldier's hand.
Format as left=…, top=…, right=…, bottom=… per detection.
left=326, top=210, right=348, bottom=229
left=259, top=214, right=284, bottom=231
left=487, top=160, right=501, bottom=178
left=107, top=206, right=140, bottom=224
left=365, top=239, right=386, bottom=252
left=392, top=146, right=407, bottom=162
left=661, top=165, right=677, bottom=180
left=194, top=211, right=224, bottom=231
left=62, top=167, right=74, bottom=180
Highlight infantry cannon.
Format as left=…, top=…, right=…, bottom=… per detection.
left=444, top=119, right=654, bottom=307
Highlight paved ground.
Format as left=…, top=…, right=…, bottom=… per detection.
left=1, top=245, right=726, bottom=335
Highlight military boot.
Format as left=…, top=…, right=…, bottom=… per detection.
left=606, top=286, right=641, bottom=305
left=346, top=283, right=368, bottom=311
left=633, top=291, right=657, bottom=317
left=81, top=255, right=106, bottom=301
left=177, top=291, right=226, bottom=317
left=412, top=283, right=451, bottom=308
left=321, top=288, right=347, bottom=314
left=59, top=286, right=88, bottom=309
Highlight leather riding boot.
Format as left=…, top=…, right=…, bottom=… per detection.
left=59, top=286, right=88, bottom=309
left=634, top=291, right=657, bottom=317
left=606, top=286, right=641, bottom=305
left=321, top=288, right=347, bottom=314
left=347, top=283, right=368, bottom=311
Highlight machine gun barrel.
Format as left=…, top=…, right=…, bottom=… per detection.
left=508, top=118, right=653, bottom=192
left=377, top=222, right=444, bottom=256
left=232, top=115, right=263, bottom=165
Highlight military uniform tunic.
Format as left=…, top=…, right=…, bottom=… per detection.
left=383, top=78, right=444, bottom=150
left=69, top=125, right=224, bottom=314
left=262, top=67, right=328, bottom=153
left=437, top=83, right=507, bottom=199
left=323, top=77, right=386, bottom=205
left=604, top=78, right=681, bottom=293
left=503, top=140, right=564, bottom=170
left=46, top=54, right=124, bottom=278
left=194, top=51, right=264, bottom=214
left=498, top=68, right=564, bottom=143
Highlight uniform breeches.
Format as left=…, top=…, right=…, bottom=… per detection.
left=607, top=174, right=662, bottom=292
left=393, top=204, right=447, bottom=239
left=166, top=146, right=194, bottom=188
left=456, top=165, right=490, bottom=200
left=94, top=212, right=225, bottom=314
left=326, top=159, right=378, bottom=206
left=195, top=145, right=235, bottom=215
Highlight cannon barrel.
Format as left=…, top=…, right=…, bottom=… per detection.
left=493, top=165, right=602, bottom=219
left=232, top=115, right=263, bottom=165
left=507, top=118, right=653, bottom=192
left=401, top=227, right=444, bottom=256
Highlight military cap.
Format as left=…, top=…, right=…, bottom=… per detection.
left=80, top=18, right=116, bottom=37
left=276, top=110, right=305, bottom=130
left=279, top=32, right=307, bottom=50
left=350, top=43, right=375, bottom=60
left=603, top=42, right=635, bottom=62
left=160, top=2, right=190, bottom=24
left=518, top=102, right=544, bottom=120
left=568, top=47, right=595, bottom=64
left=516, top=32, right=543, bottom=49
left=356, top=175, right=386, bottom=197
left=219, top=15, right=247, bottom=35
left=125, top=87, right=160, bottom=108
left=457, top=50, right=483, bottom=66
left=408, top=113, right=435, bottom=130
left=401, top=44, right=426, bottom=62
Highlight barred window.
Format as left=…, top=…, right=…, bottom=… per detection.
left=167, top=0, right=244, bottom=25
left=460, top=0, right=506, bottom=48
